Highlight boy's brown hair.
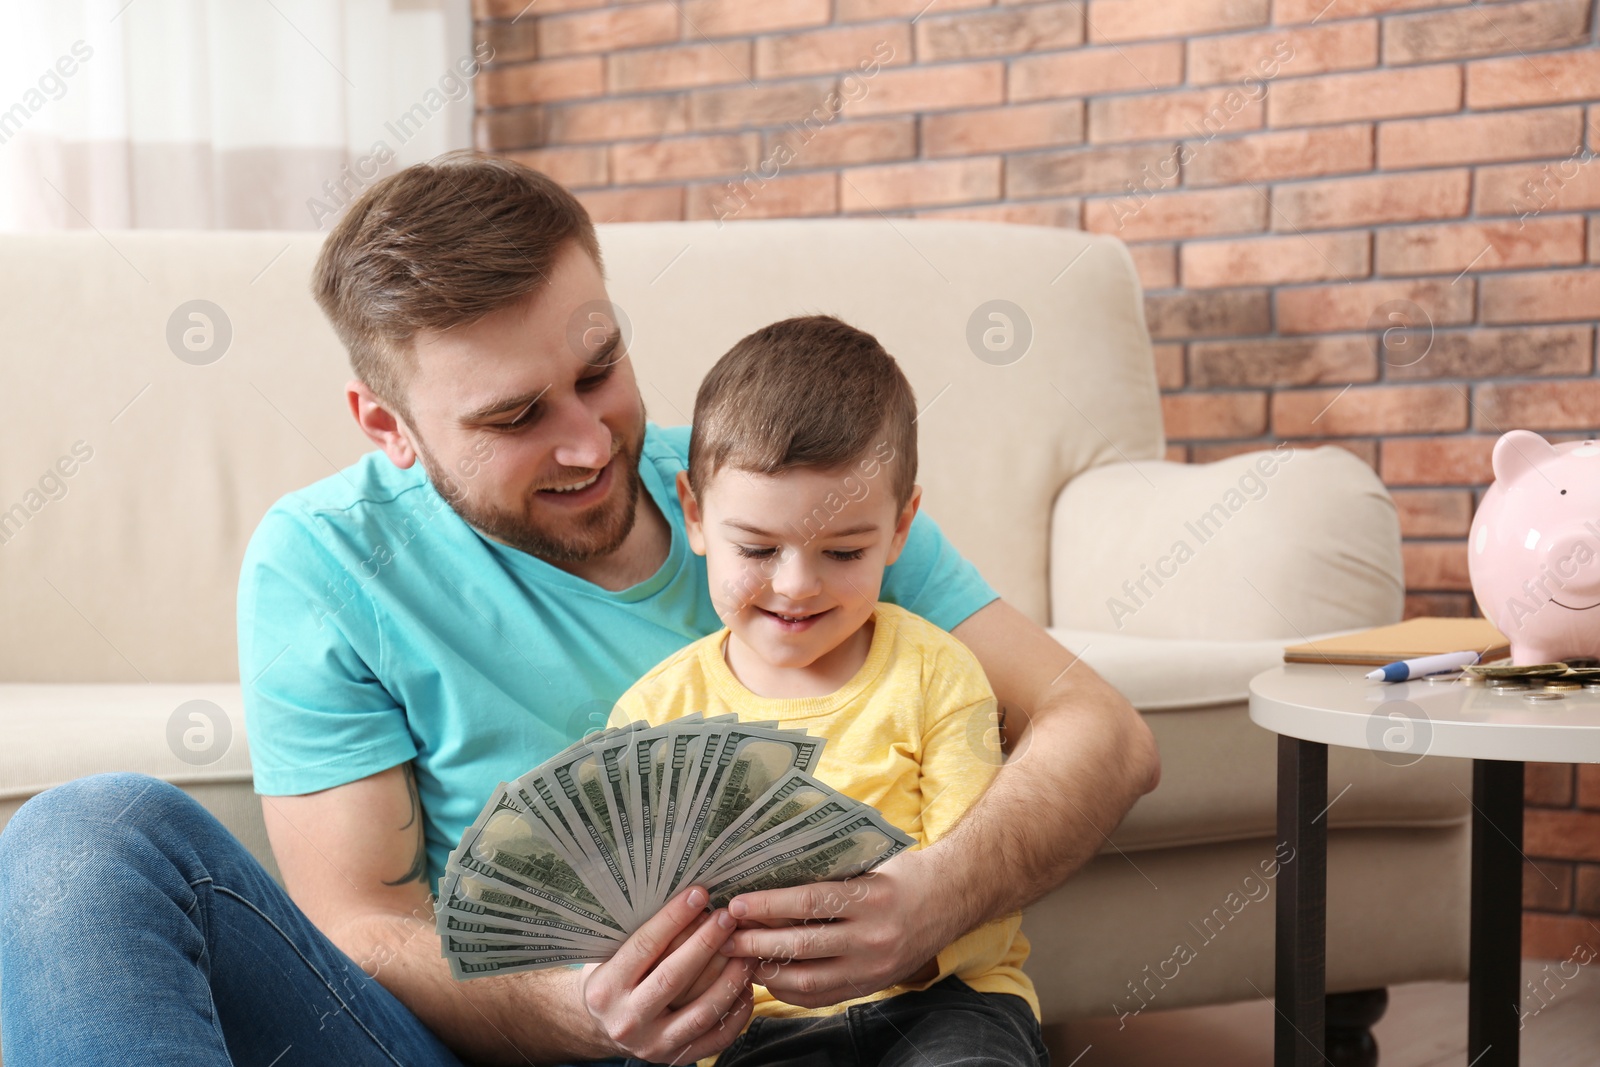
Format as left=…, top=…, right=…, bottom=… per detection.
left=688, top=315, right=918, bottom=514
left=311, top=151, right=602, bottom=416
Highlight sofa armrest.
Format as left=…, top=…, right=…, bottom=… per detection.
left=1049, top=445, right=1403, bottom=640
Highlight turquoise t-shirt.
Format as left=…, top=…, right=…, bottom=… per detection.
left=237, top=422, right=999, bottom=895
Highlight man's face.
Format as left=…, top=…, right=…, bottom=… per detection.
left=682, top=463, right=918, bottom=671
left=397, top=240, right=647, bottom=563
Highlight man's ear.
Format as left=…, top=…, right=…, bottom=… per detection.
left=676, top=470, right=707, bottom=556
left=883, top=484, right=922, bottom=567
left=347, top=379, right=418, bottom=469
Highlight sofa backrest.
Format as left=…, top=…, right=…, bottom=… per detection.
left=0, top=220, right=1160, bottom=682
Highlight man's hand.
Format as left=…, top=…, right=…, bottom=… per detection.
left=717, top=850, right=945, bottom=1009
left=661, top=904, right=740, bottom=1010
left=264, top=771, right=755, bottom=1065
left=582, top=886, right=756, bottom=1065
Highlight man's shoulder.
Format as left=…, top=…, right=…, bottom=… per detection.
left=246, top=451, right=436, bottom=562
left=644, top=421, right=691, bottom=470
left=274, top=450, right=428, bottom=516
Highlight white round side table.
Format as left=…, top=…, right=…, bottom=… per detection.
left=1249, top=663, right=1600, bottom=1067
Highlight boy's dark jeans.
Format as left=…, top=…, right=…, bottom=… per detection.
left=631, top=976, right=1048, bottom=1067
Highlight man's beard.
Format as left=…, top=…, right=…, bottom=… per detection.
left=414, top=426, right=645, bottom=565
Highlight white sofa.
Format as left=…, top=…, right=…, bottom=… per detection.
left=0, top=220, right=1470, bottom=1057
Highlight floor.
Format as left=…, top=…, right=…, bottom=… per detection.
left=1042, top=960, right=1600, bottom=1067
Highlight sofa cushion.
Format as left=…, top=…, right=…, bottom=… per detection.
left=1050, top=447, right=1405, bottom=640
left=0, top=684, right=279, bottom=886
left=1045, top=628, right=1473, bottom=852
left=0, top=684, right=253, bottom=799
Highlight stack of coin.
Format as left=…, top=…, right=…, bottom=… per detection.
left=1461, top=662, right=1600, bottom=698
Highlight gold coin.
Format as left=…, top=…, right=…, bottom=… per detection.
left=1465, top=663, right=1570, bottom=679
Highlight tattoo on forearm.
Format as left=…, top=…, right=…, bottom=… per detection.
left=383, top=762, right=428, bottom=887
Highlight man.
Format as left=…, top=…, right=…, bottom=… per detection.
left=0, top=154, right=1157, bottom=1067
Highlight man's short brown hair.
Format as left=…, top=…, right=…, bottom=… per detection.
left=312, top=151, right=602, bottom=414
left=687, top=315, right=918, bottom=514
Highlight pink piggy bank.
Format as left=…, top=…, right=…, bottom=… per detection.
left=1469, top=429, right=1600, bottom=664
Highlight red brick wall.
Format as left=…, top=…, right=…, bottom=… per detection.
left=471, top=0, right=1600, bottom=951
left=1525, top=764, right=1600, bottom=959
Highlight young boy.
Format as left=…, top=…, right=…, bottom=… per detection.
left=608, top=315, right=1046, bottom=1067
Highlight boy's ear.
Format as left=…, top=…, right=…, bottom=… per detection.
left=883, top=484, right=922, bottom=566
left=676, top=470, right=707, bottom=556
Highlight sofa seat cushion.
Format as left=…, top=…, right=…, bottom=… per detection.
left=0, top=684, right=253, bottom=800
left=1046, top=629, right=1473, bottom=853
left=0, top=684, right=281, bottom=886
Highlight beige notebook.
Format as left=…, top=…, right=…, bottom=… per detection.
left=1283, top=616, right=1509, bottom=666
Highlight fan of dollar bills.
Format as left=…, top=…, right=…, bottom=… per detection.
left=437, top=714, right=916, bottom=980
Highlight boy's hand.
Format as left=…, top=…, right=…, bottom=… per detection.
left=582, top=886, right=756, bottom=1064
left=716, top=850, right=950, bottom=1009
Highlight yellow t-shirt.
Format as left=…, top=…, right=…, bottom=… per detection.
left=608, top=600, right=1037, bottom=1027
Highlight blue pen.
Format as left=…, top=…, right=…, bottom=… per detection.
left=1365, top=649, right=1482, bottom=682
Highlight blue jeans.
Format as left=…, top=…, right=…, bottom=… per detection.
left=629, top=977, right=1048, bottom=1067
left=0, top=772, right=610, bottom=1067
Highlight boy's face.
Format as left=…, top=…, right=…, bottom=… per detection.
left=678, top=462, right=920, bottom=671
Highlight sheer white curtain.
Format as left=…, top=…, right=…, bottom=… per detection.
left=0, top=0, right=476, bottom=230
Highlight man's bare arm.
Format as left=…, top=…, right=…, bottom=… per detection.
left=720, top=597, right=1159, bottom=1006
left=935, top=596, right=1160, bottom=922
left=263, top=763, right=753, bottom=1065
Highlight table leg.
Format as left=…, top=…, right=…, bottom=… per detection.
left=1468, top=759, right=1524, bottom=1066
left=1276, top=734, right=1328, bottom=1067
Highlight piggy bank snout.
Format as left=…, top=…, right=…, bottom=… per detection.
left=1544, top=527, right=1600, bottom=596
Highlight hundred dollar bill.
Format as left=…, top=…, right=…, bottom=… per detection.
left=436, top=889, right=616, bottom=948
left=443, top=933, right=593, bottom=957
left=511, top=771, right=633, bottom=924
left=673, top=730, right=827, bottom=893
left=661, top=726, right=826, bottom=900
left=437, top=871, right=618, bottom=946
left=447, top=951, right=603, bottom=980
left=624, top=718, right=793, bottom=909
left=452, top=848, right=625, bottom=938
left=704, top=810, right=914, bottom=909
left=440, top=914, right=600, bottom=952
left=626, top=725, right=684, bottom=913
left=648, top=727, right=704, bottom=900
left=696, top=797, right=859, bottom=889
left=453, top=784, right=612, bottom=922
left=592, top=727, right=647, bottom=896
left=456, top=795, right=624, bottom=934
left=543, top=747, right=638, bottom=923
left=684, top=772, right=835, bottom=886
